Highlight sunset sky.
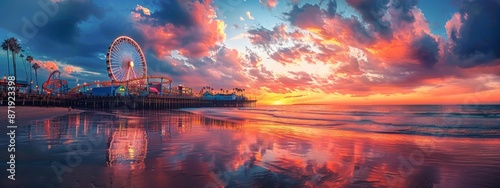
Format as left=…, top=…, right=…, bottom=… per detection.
left=0, top=0, right=499, bottom=105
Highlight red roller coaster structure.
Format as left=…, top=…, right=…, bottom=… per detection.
left=68, top=76, right=173, bottom=94
left=42, top=70, right=68, bottom=94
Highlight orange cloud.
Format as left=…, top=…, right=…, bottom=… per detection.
left=132, top=0, right=226, bottom=58
left=130, top=0, right=500, bottom=105
left=135, top=5, right=151, bottom=16
left=33, top=60, right=59, bottom=71
left=63, top=66, right=75, bottom=73
left=260, top=0, right=277, bottom=9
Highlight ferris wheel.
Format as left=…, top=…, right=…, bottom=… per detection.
left=106, top=36, right=147, bottom=82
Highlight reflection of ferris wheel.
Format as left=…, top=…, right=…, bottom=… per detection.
left=106, top=36, right=147, bottom=82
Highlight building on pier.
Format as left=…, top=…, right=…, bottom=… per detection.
left=202, top=91, right=246, bottom=100
left=92, top=85, right=128, bottom=96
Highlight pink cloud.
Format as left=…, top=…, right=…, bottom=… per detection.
left=33, top=60, right=59, bottom=71
left=445, top=13, right=462, bottom=39
left=127, top=1, right=500, bottom=103
left=243, top=1, right=458, bottom=96
left=153, top=46, right=253, bottom=91
left=269, top=44, right=314, bottom=65
left=132, top=0, right=226, bottom=58
left=260, top=0, right=278, bottom=9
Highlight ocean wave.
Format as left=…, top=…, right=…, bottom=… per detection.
left=181, top=105, right=500, bottom=138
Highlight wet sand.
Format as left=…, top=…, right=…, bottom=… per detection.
left=0, top=106, right=84, bottom=126
left=0, top=105, right=499, bottom=187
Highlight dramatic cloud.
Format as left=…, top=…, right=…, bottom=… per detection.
left=390, top=0, right=419, bottom=24
left=247, top=24, right=291, bottom=50
left=132, top=0, right=226, bottom=58
left=135, top=5, right=151, bottom=16
left=410, top=32, right=440, bottom=68
left=345, top=0, right=393, bottom=40
left=269, top=43, right=314, bottom=65
left=32, top=60, right=60, bottom=71
left=33, top=0, right=104, bottom=44
left=157, top=46, right=252, bottom=90
left=286, top=3, right=332, bottom=29
left=248, top=0, right=450, bottom=96
left=1, top=0, right=499, bottom=104
left=63, top=66, right=75, bottom=74
left=446, top=0, right=500, bottom=68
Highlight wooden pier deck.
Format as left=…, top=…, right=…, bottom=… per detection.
left=1, top=94, right=257, bottom=109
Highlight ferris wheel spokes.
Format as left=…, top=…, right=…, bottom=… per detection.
left=106, top=36, right=147, bottom=83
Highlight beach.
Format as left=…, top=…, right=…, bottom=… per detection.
left=0, top=105, right=499, bottom=187
left=0, top=106, right=84, bottom=126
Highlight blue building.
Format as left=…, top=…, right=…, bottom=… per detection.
left=202, top=91, right=238, bottom=100
left=202, top=91, right=214, bottom=99
left=91, top=85, right=128, bottom=96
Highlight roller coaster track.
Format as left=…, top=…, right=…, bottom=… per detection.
left=43, top=70, right=68, bottom=94
left=68, top=76, right=172, bottom=93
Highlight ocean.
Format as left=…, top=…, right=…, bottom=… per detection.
left=1, top=105, right=499, bottom=187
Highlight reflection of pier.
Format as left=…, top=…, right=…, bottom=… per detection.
left=107, top=126, right=147, bottom=167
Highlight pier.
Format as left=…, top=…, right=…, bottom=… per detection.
left=0, top=36, right=257, bottom=110
left=0, top=94, right=256, bottom=109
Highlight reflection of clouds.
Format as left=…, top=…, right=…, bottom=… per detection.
left=28, top=112, right=387, bottom=187
left=21, top=110, right=500, bottom=187
left=211, top=123, right=446, bottom=187
left=403, top=165, right=440, bottom=188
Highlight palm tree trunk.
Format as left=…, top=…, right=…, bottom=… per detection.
left=35, top=69, right=41, bottom=94
left=21, top=59, right=26, bottom=81
left=30, top=63, right=33, bottom=93
left=30, top=64, right=32, bottom=81
left=6, top=48, right=10, bottom=76
left=22, top=58, right=28, bottom=81
left=12, top=53, right=16, bottom=81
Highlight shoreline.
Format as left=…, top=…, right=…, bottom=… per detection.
left=0, top=106, right=84, bottom=126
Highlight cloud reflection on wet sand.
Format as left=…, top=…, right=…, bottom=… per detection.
left=1, top=108, right=499, bottom=187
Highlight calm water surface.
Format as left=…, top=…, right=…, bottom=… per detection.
left=1, top=105, right=500, bottom=187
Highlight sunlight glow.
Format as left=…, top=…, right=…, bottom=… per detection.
left=273, top=100, right=283, bottom=105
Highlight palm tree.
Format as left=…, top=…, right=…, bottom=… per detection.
left=19, top=54, right=28, bottom=81
left=26, top=55, right=34, bottom=93
left=1, top=39, right=10, bottom=76
left=32, top=63, right=40, bottom=93
left=6, top=38, right=22, bottom=80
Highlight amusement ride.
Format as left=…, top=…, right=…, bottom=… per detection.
left=67, top=36, right=174, bottom=95
left=42, top=70, right=68, bottom=94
